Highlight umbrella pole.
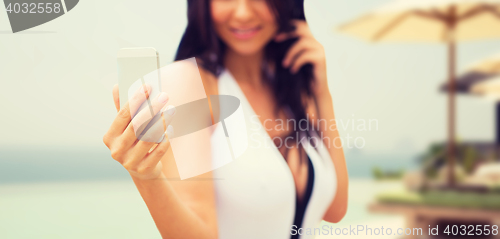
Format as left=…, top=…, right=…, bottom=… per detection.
left=496, top=102, right=500, bottom=156
left=447, top=5, right=457, bottom=188
left=447, top=39, right=456, bottom=187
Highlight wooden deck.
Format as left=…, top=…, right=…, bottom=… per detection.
left=369, top=203, right=500, bottom=238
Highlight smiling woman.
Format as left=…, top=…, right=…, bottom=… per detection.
left=211, top=0, right=277, bottom=53
left=103, top=0, right=349, bottom=239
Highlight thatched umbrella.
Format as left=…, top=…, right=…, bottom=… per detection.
left=442, top=52, right=500, bottom=145
left=339, top=0, right=500, bottom=187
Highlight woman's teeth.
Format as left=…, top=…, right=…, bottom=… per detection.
left=234, top=28, right=256, bottom=33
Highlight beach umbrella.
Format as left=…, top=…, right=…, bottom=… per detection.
left=471, top=77, right=500, bottom=144
left=442, top=71, right=498, bottom=93
left=338, top=0, right=500, bottom=187
left=468, top=52, right=500, bottom=74
left=441, top=52, right=500, bottom=93
left=441, top=53, right=500, bottom=146
left=471, top=75, right=500, bottom=97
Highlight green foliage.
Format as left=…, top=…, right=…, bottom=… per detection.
left=463, top=146, right=478, bottom=174
left=417, top=142, right=489, bottom=179
left=377, top=190, right=500, bottom=210
left=372, top=166, right=404, bottom=180
left=372, top=166, right=383, bottom=180
left=418, top=143, right=446, bottom=179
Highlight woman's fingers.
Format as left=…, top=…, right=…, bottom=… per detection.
left=127, top=104, right=176, bottom=173
left=140, top=105, right=177, bottom=141
left=142, top=132, right=172, bottom=171
left=106, top=102, right=133, bottom=139
left=113, top=84, right=120, bottom=112
left=119, top=93, right=169, bottom=148
left=104, top=84, right=152, bottom=138
left=124, top=139, right=156, bottom=170
left=282, top=39, right=311, bottom=68
left=105, top=85, right=174, bottom=180
left=162, top=105, right=176, bottom=129
left=129, top=84, right=152, bottom=118
left=131, top=92, right=170, bottom=140
left=131, top=105, right=176, bottom=154
left=290, top=51, right=317, bottom=74
left=126, top=109, right=175, bottom=174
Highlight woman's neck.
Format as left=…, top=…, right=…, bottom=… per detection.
left=224, top=49, right=264, bottom=87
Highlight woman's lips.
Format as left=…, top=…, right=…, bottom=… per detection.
left=229, top=26, right=261, bottom=40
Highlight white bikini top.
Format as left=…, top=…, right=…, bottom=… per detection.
left=211, top=70, right=337, bottom=239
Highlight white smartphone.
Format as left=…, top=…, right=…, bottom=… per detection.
left=117, top=47, right=163, bottom=142
left=117, top=47, right=160, bottom=108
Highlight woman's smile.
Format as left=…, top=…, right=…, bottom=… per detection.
left=229, top=25, right=262, bottom=40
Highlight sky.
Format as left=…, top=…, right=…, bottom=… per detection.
left=0, top=0, right=499, bottom=156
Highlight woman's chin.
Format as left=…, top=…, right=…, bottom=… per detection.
left=230, top=44, right=265, bottom=56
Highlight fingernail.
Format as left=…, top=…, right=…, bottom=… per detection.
left=139, top=84, right=150, bottom=93
left=166, top=125, right=174, bottom=138
left=164, top=105, right=176, bottom=116
left=157, top=92, right=169, bottom=104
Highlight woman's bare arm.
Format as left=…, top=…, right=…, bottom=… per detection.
left=131, top=161, right=218, bottom=239
left=104, top=66, right=219, bottom=238
left=277, top=20, right=349, bottom=223
left=312, top=91, right=349, bottom=223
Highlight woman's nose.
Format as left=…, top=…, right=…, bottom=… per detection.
left=233, top=0, right=253, bottom=22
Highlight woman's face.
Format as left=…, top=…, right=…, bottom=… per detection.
left=210, top=0, right=278, bottom=56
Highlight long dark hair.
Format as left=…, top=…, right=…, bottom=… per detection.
left=175, top=0, right=315, bottom=154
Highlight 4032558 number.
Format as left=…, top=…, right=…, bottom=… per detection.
left=5, top=3, right=62, bottom=14
left=443, top=225, right=498, bottom=236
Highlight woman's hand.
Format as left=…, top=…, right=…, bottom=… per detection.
left=103, top=84, right=175, bottom=180
left=275, top=20, right=329, bottom=97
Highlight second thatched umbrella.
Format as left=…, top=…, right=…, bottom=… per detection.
left=441, top=52, right=500, bottom=146
left=339, top=0, right=500, bottom=187
left=472, top=75, right=500, bottom=97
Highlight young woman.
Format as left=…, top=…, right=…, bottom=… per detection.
left=103, top=0, right=348, bottom=238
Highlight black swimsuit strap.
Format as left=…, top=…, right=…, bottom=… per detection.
left=290, top=155, right=315, bottom=239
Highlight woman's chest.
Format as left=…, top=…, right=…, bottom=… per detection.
left=240, top=85, right=293, bottom=140
left=236, top=80, right=312, bottom=201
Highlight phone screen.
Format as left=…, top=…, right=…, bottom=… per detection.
left=117, top=48, right=162, bottom=142
left=117, top=49, right=160, bottom=108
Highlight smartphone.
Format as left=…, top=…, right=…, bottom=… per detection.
left=117, top=47, right=160, bottom=107
left=117, top=47, right=163, bottom=142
